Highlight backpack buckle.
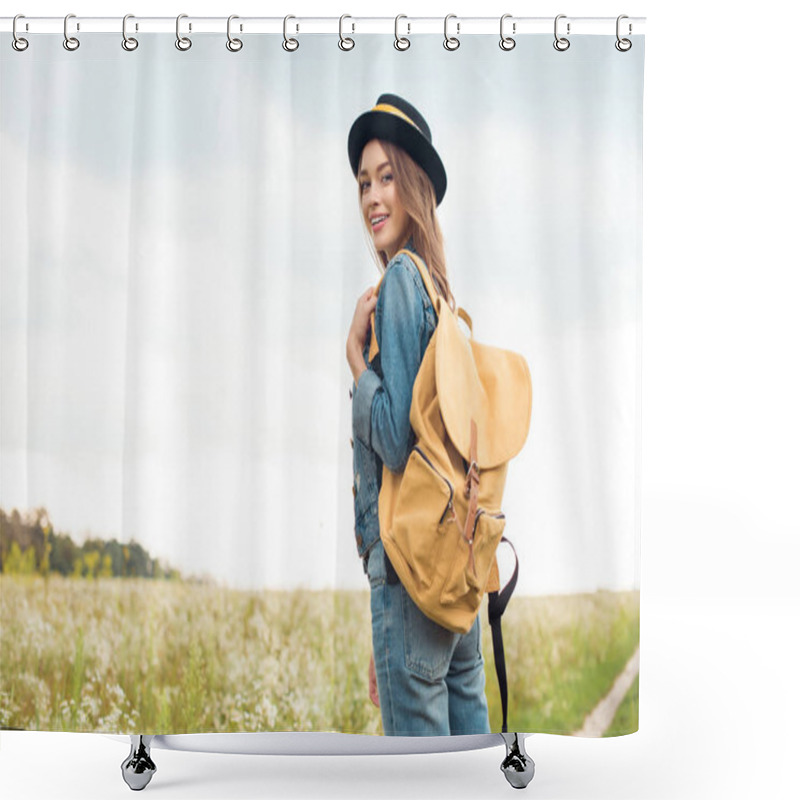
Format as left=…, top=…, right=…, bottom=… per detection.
left=464, top=461, right=480, bottom=498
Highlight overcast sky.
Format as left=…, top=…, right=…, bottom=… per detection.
left=1, top=33, right=643, bottom=595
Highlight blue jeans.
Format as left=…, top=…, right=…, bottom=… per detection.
left=366, top=539, right=491, bottom=736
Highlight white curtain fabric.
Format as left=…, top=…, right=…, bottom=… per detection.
left=2, top=33, right=642, bottom=595
left=1, top=31, right=643, bottom=737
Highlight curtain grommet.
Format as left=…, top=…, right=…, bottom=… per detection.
left=175, top=14, right=192, bottom=51
left=12, top=14, right=29, bottom=51
left=122, top=14, right=138, bottom=51
left=499, top=14, right=516, bottom=51
left=615, top=15, right=632, bottom=51
left=226, top=15, right=243, bottom=52
left=283, top=15, right=299, bottom=52
left=338, top=14, right=355, bottom=51
left=553, top=14, right=571, bottom=51
left=63, top=13, right=80, bottom=51
left=394, top=15, right=410, bottom=51
left=443, top=14, right=460, bottom=51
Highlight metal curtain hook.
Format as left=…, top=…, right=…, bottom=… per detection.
left=227, top=15, right=243, bottom=51
left=443, top=13, right=460, bottom=51
left=339, top=14, right=354, bottom=51
left=122, top=14, right=138, bottom=51
left=553, top=14, right=570, bottom=51
left=394, top=14, right=410, bottom=50
left=175, top=14, right=192, bottom=50
left=12, top=14, right=29, bottom=51
left=63, top=13, right=80, bottom=51
left=499, top=14, right=516, bottom=51
left=616, top=14, right=632, bottom=51
left=283, top=15, right=299, bottom=51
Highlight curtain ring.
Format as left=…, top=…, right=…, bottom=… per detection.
left=499, top=14, right=516, bottom=51
left=63, top=13, right=80, bottom=51
left=122, top=14, right=139, bottom=51
left=175, top=14, right=192, bottom=51
left=394, top=15, right=410, bottom=50
left=338, top=15, right=355, bottom=51
left=615, top=15, right=632, bottom=51
left=12, top=15, right=29, bottom=52
left=443, top=14, right=460, bottom=51
left=553, top=14, right=570, bottom=51
left=283, top=15, right=299, bottom=52
left=226, top=15, right=243, bottom=52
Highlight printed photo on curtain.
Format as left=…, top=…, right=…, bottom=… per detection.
left=1, top=27, right=643, bottom=741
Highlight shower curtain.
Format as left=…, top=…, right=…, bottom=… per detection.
left=1, top=23, right=643, bottom=740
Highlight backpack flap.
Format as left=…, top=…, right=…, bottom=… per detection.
left=435, top=307, right=532, bottom=470
left=388, top=247, right=532, bottom=468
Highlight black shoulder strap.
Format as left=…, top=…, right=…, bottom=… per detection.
left=488, top=536, right=519, bottom=734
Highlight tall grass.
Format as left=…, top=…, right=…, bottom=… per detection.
left=604, top=674, right=639, bottom=737
left=482, top=591, right=640, bottom=735
left=1, top=576, right=637, bottom=735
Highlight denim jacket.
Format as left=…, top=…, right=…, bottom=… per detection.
left=351, top=243, right=438, bottom=569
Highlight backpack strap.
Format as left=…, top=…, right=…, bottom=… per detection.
left=368, top=249, right=442, bottom=363
left=457, top=307, right=473, bottom=335
left=488, top=537, right=519, bottom=733
left=402, top=250, right=480, bottom=345
left=398, top=248, right=445, bottom=319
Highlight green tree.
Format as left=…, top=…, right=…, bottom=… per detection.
left=39, top=525, right=52, bottom=575
left=3, top=541, right=24, bottom=574
left=20, top=546, right=36, bottom=574
left=83, top=550, right=100, bottom=579
left=99, top=553, right=113, bottom=579
left=71, top=554, right=84, bottom=578
left=50, top=532, right=77, bottom=576
left=4, top=542, right=37, bottom=575
left=105, top=539, right=125, bottom=576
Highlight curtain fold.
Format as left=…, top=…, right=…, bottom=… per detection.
left=1, top=30, right=643, bottom=737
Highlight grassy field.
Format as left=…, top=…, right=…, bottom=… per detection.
left=0, top=576, right=638, bottom=736
left=604, top=674, right=639, bottom=737
left=483, top=590, right=640, bottom=736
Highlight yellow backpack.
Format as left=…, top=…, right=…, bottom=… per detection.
left=373, top=249, right=532, bottom=636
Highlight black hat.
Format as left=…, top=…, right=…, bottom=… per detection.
left=348, top=93, right=447, bottom=206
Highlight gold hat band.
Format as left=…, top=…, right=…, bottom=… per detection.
left=371, top=103, right=423, bottom=134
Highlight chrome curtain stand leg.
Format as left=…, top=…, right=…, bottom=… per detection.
left=500, top=732, right=535, bottom=789
left=121, top=735, right=157, bottom=791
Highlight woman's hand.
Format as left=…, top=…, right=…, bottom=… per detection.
left=368, top=653, right=380, bottom=708
left=347, top=287, right=378, bottom=384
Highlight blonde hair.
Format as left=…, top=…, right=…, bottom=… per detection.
left=358, top=140, right=456, bottom=311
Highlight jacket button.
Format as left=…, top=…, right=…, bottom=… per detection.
left=356, top=535, right=363, bottom=548
left=349, top=388, right=353, bottom=400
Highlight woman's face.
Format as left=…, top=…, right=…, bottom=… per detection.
left=358, top=140, right=411, bottom=260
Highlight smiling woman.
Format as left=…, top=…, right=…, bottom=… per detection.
left=344, top=94, right=496, bottom=737
left=359, top=141, right=411, bottom=260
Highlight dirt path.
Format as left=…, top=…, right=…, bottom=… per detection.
left=573, top=645, right=640, bottom=737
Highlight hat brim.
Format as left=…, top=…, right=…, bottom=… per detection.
left=348, top=111, right=447, bottom=206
